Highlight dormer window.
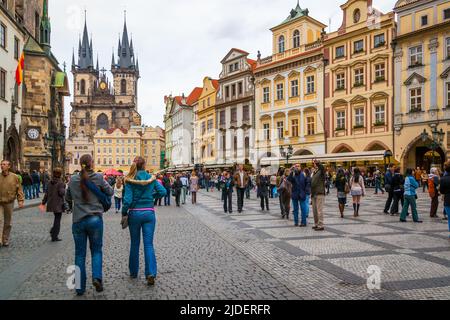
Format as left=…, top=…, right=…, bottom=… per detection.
left=229, top=62, right=239, bottom=73
left=278, top=35, right=285, bottom=53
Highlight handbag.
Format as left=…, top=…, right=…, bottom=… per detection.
left=344, top=183, right=350, bottom=194
left=121, top=186, right=147, bottom=230
left=84, top=179, right=112, bottom=212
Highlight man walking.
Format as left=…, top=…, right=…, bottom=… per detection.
left=288, top=164, right=307, bottom=227
left=383, top=164, right=395, bottom=214
left=233, top=164, right=249, bottom=213
left=31, top=170, right=40, bottom=199
left=311, top=160, right=326, bottom=231
left=0, top=160, right=25, bottom=247
left=180, top=173, right=189, bottom=205
left=222, top=171, right=234, bottom=214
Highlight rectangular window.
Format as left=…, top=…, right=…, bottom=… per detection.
left=231, top=107, right=237, bottom=122
left=276, top=83, right=284, bottom=100
left=306, top=76, right=315, bottom=94
left=220, top=110, right=226, bottom=125
left=337, top=111, right=345, bottom=130
left=354, top=40, right=364, bottom=53
left=14, top=37, right=19, bottom=60
left=447, top=83, right=450, bottom=107
left=307, top=117, right=315, bottom=135
left=375, top=105, right=385, bottom=124
left=0, top=69, right=5, bottom=99
left=444, top=8, right=450, bottom=20
left=421, top=15, right=428, bottom=26
left=263, top=87, right=270, bottom=103
left=0, top=23, right=6, bottom=49
left=231, top=84, right=236, bottom=96
left=375, top=63, right=385, bottom=81
left=207, top=119, right=213, bottom=132
left=446, top=38, right=450, bottom=59
left=116, top=159, right=120, bottom=165
left=291, top=119, right=299, bottom=137
left=336, top=73, right=345, bottom=90
left=336, top=46, right=345, bottom=58
left=409, top=45, right=423, bottom=66
left=291, top=80, right=299, bottom=97
left=354, top=68, right=364, bottom=86
left=238, top=82, right=243, bottom=95
left=201, top=122, right=206, bottom=135
left=243, top=105, right=249, bottom=121
left=355, top=108, right=364, bottom=127
left=263, top=123, right=270, bottom=141
left=277, top=121, right=284, bottom=139
left=410, top=88, right=422, bottom=111
left=374, top=34, right=385, bottom=47
left=225, top=86, right=229, bottom=98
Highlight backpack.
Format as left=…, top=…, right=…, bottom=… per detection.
left=428, top=177, right=436, bottom=198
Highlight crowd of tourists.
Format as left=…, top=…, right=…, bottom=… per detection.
left=0, top=156, right=450, bottom=297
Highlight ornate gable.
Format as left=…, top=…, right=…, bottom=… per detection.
left=404, top=72, right=426, bottom=86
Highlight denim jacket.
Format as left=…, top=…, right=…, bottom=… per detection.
left=404, top=175, right=418, bottom=196
left=122, top=171, right=167, bottom=216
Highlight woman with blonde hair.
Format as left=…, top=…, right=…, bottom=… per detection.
left=122, top=157, right=166, bottom=286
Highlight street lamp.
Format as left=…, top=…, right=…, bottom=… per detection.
left=421, top=127, right=445, bottom=167
left=279, top=145, right=294, bottom=166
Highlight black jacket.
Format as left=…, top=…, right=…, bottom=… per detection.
left=392, top=173, right=404, bottom=194
left=31, top=172, right=40, bottom=184
left=439, top=174, right=450, bottom=207
left=22, top=173, right=33, bottom=186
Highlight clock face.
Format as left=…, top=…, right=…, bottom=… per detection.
left=100, top=82, right=107, bottom=90
left=28, top=128, right=39, bottom=140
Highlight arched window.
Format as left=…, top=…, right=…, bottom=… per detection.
left=278, top=35, right=285, bottom=53
left=80, top=79, right=86, bottom=95
left=121, top=79, right=127, bottom=95
left=96, top=113, right=109, bottom=131
left=293, top=30, right=300, bottom=48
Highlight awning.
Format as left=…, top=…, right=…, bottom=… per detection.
left=260, top=150, right=391, bottom=166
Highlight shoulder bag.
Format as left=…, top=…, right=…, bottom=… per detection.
left=84, top=179, right=112, bottom=212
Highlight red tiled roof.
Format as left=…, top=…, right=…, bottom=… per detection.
left=247, top=58, right=257, bottom=71
left=187, top=87, right=203, bottom=106
left=174, top=96, right=183, bottom=105
left=211, top=79, right=219, bottom=90
left=106, top=128, right=128, bottom=135
left=231, top=48, right=249, bottom=55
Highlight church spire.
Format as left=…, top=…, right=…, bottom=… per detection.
left=40, top=0, right=51, bottom=51
left=118, top=11, right=133, bottom=69
left=111, top=48, right=116, bottom=69
left=78, top=12, right=94, bottom=70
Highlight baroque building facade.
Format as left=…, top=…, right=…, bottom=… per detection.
left=193, top=77, right=219, bottom=167
left=323, top=0, right=395, bottom=165
left=393, top=0, right=450, bottom=171
left=255, top=3, right=326, bottom=168
left=215, top=49, right=256, bottom=168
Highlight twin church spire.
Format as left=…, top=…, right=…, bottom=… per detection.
left=72, top=12, right=139, bottom=74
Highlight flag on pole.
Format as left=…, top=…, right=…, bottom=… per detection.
left=15, top=52, right=25, bottom=86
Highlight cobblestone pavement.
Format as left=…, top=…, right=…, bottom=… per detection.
left=1, top=188, right=449, bottom=300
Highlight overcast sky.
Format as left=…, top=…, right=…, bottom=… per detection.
left=49, top=0, right=394, bottom=128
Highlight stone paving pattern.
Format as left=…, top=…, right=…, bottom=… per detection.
left=0, top=188, right=449, bottom=300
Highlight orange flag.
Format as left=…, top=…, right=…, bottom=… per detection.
left=15, top=52, right=24, bottom=86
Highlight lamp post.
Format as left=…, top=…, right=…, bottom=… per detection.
left=279, top=145, right=294, bottom=167
left=44, top=132, right=65, bottom=172
left=383, top=150, right=393, bottom=172
left=421, top=127, right=445, bottom=167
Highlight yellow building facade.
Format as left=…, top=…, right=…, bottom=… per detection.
left=393, top=0, right=450, bottom=171
left=324, top=0, right=395, bottom=163
left=93, top=126, right=165, bottom=173
left=194, top=77, right=219, bottom=165
left=255, top=3, right=326, bottom=167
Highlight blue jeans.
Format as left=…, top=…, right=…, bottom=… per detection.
left=300, top=197, right=309, bottom=225
left=72, top=215, right=103, bottom=295
left=445, top=207, right=450, bottom=235
left=164, top=188, right=171, bottom=206
left=33, top=183, right=40, bottom=198
left=128, top=210, right=157, bottom=278
left=23, top=185, right=32, bottom=199
left=292, top=199, right=303, bottom=225
left=304, top=195, right=310, bottom=218
left=114, top=197, right=122, bottom=211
